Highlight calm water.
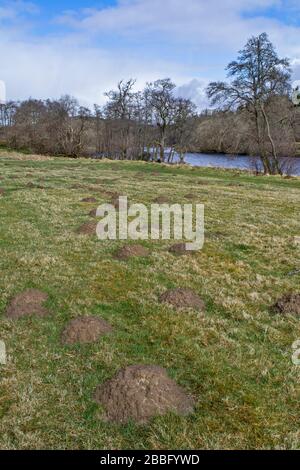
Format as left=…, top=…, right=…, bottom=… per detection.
left=177, top=152, right=300, bottom=176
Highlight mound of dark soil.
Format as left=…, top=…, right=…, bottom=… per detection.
left=168, top=243, right=191, bottom=255
left=105, top=190, right=119, bottom=198
left=184, top=193, right=196, bottom=199
left=153, top=196, right=170, bottom=204
left=272, top=293, right=300, bottom=316
left=110, top=196, right=119, bottom=208
left=114, top=244, right=150, bottom=260
left=94, top=365, right=195, bottom=424
left=61, top=316, right=113, bottom=345
left=26, top=182, right=44, bottom=189
left=6, top=289, right=49, bottom=319
left=81, top=197, right=97, bottom=203
left=76, top=222, right=97, bottom=235
left=160, top=288, right=205, bottom=311
left=89, top=208, right=98, bottom=217
left=0, top=188, right=5, bottom=196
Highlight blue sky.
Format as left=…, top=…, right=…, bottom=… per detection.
left=1, top=0, right=300, bottom=108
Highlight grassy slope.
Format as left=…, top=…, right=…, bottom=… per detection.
left=0, top=150, right=299, bottom=450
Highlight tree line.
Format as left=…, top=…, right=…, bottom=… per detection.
left=0, top=33, right=298, bottom=174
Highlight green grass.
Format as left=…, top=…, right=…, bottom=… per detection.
left=0, top=149, right=300, bottom=450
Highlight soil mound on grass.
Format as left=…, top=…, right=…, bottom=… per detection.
left=105, top=190, right=119, bottom=198
left=111, top=196, right=120, bottom=208
left=89, top=208, right=98, bottom=217
left=271, top=293, right=300, bottom=316
left=6, top=289, right=49, bottom=319
left=81, top=197, right=97, bottom=203
left=94, top=365, right=195, bottom=424
left=114, top=244, right=150, bottom=260
left=185, top=193, right=196, bottom=199
left=110, top=195, right=127, bottom=210
left=76, top=222, right=97, bottom=235
left=0, top=188, right=5, bottom=196
left=168, top=243, right=191, bottom=255
left=61, top=316, right=113, bottom=345
left=160, top=288, right=205, bottom=311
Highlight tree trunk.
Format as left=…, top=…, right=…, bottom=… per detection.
left=260, top=103, right=282, bottom=175
left=254, top=107, right=271, bottom=174
left=159, top=125, right=166, bottom=162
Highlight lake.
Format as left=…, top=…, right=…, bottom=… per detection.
left=178, top=152, right=300, bottom=176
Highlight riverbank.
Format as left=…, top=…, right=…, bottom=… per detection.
left=177, top=152, right=300, bottom=176
left=1, top=143, right=300, bottom=175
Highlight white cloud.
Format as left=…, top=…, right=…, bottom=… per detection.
left=0, top=80, right=6, bottom=103
left=1, top=0, right=300, bottom=108
left=0, top=33, right=187, bottom=106
left=175, top=79, right=210, bottom=109
left=0, top=0, right=38, bottom=21
left=56, top=0, right=291, bottom=50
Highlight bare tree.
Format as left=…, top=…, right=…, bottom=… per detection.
left=1, top=79, right=199, bottom=161
left=55, top=96, right=92, bottom=157
left=10, top=99, right=48, bottom=152
left=104, top=79, right=138, bottom=159
left=93, top=104, right=104, bottom=154
left=146, top=78, right=176, bottom=161
left=104, top=79, right=136, bottom=120
left=171, top=98, right=196, bottom=163
left=207, top=33, right=291, bottom=174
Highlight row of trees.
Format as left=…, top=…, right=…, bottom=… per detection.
left=0, top=79, right=196, bottom=163
left=191, top=96, right=296, bottom=160
left=0, top=33, right=298, bottom=174
left=0, top=96, right=92, bottom=156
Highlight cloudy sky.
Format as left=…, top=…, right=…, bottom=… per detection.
left=1, top=0, right=300, bottom=108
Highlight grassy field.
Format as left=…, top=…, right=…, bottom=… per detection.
left=0, top=150, right=299, bottom=450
